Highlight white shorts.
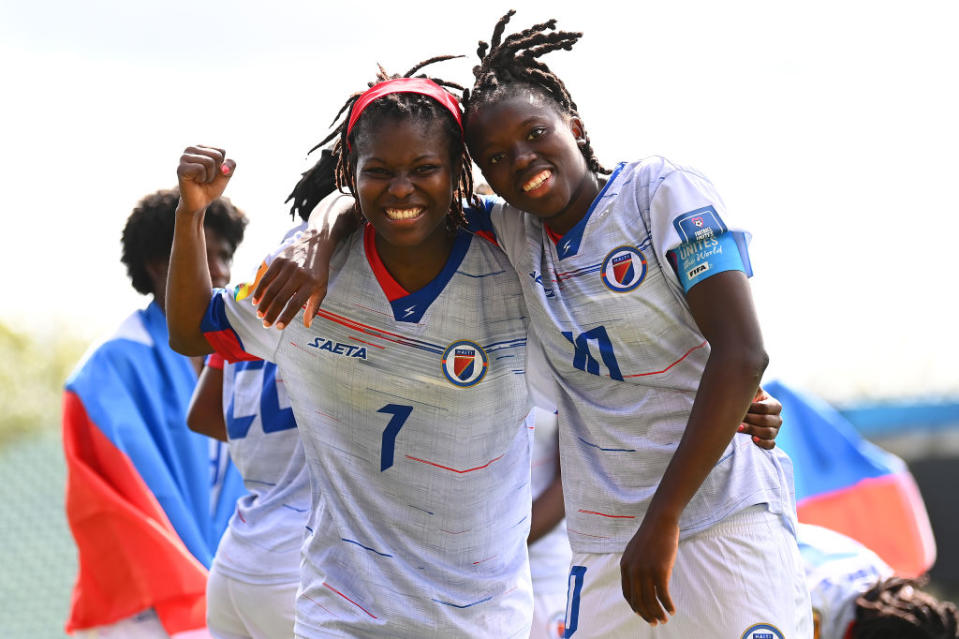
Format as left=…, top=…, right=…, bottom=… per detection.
left=206, top=565, right=298, bottom=639
left=562, top=506, right=813, bottom=638
left=530, top=587, right=568, bottom=639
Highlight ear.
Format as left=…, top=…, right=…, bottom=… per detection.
left=568, top=116, right=587, bottom=147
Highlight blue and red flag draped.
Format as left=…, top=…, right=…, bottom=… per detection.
left=62, top=302, right=244, bottom=635
left=766, top=380, right=936, bottom=577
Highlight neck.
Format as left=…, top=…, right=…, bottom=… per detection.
left=375, top=226, right=457, bottom=293
left=547, top=170, right=604, bottom=235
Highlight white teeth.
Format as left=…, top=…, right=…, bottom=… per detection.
left=385, top=208, right=423, bottom=220
left=522, top=170, right=551, bottom=192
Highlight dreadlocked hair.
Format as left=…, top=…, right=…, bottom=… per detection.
left=462, top=9, right=610, bottom=175
left=287, top=57, right=474, bottom=229
left=286, top=148, right=336, bottom=222
left=854, top=576, right=959, bottom=639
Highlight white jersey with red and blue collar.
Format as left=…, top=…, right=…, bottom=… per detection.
left=472, top=156, right=796, bottom=554
left=201, top=224, right=533, bottom=638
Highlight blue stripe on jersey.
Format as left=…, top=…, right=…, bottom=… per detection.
left=341, top=538, right=394, bottom=558
left=201, top=288, right=234, bottom=333
left=389, top=230, right=473, bottom=323
left=483, top=337, right=527, bottom=353
left=432, top=596, right=494, bottom=609
left=555, top=163, right=625, bottom=260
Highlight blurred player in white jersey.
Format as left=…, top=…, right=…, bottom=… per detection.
left=799, top=523, right=959, bottom=639
left=189, top=353, right=307, bottom=639
left=526, top=407, right=572, bottom=639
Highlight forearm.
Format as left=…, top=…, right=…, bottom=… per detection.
left=167, top=205, right=215, bottom=356
left=645, top=343, right=767, bottom=524
left=186, top=364, right=227, bottom=441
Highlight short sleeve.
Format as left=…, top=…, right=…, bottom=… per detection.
left=201, top=260, right=284, bottom=363
left=307, top=191, right=357, bottom=230
left=649, top=167, right=753, bottom=293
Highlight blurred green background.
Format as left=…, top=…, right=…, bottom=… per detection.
left=0, top=324, right=84, bottom=637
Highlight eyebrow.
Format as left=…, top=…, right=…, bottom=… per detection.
left=472, top=116, right=547, bottom=156
left=363, top=153, right=442, bottom=164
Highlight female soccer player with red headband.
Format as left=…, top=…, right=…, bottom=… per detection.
left=167, top=62, right=537, bottom=638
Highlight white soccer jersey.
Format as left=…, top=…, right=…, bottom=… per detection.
left=202, top=225, right=533, bottom=638
left=212, top=356, right=309, bottom=585
left=799, top=524, right=893, bottom=639
left=480, top=156, right=795, bottom=554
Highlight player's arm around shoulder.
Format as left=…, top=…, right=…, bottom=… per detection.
left=253, top=192, right=358, bottom=329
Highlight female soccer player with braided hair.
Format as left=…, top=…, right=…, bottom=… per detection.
left=167, top=60, right=538, bottom=638
left=458, top=11, right=812, bottom=638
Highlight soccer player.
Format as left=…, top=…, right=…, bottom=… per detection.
left=799, top=523, right=959, bottom=639
left=458, top=12, right=810, bottom=637
left=166, top=62, right=535, bottom=638
left=63, top=189, right=247, bottom=638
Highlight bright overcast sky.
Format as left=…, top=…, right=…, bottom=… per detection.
left=1, top=0, right=957, bottom=401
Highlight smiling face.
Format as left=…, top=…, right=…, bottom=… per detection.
left=353, top=116, right=457, bottom=254
left=467, top=91, right=601, bottom=234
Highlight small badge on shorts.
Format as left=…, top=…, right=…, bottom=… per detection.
left=547, top=610, right=566, bottom=638
left=441, top=340, right=489, bottom=387
left=600, top=246, right=647, bottom=292
left=740, top=623, right=785, bottom=639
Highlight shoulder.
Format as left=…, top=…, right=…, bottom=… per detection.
left=616, top=156, right=712, bottom=193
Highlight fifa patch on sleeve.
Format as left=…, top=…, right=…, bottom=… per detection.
left=667, top=231, right=752, bottom=293
left=672, top=206, right=727, bottom=243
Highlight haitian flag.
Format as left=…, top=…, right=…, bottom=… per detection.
left=62, top=301, right=244, bottom=635
left=766, top=380, right=936, bottom=577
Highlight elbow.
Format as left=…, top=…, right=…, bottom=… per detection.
left=168, top=333, right=205, bottom=357
left=742, top=344, right=769, bottom=385
left=712, top=342, right=768, bottom=385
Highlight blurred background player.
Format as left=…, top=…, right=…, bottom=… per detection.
left=799, top=523, right=959, bottom=639
left=62, top=189, right=247, bottom=638
left=184, top=157, right=337, bottom=638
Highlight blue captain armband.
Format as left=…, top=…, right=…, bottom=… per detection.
left=666, top=231, right=753, bottom=293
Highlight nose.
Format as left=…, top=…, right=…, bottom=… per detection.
left=208, top=255, right=231, bottom=289
left=513, top=143, right=536, bottom=172
left=387, top=174, right=415, bottom=199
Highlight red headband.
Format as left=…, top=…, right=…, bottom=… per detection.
left=346, top=78, right=463, bottom=148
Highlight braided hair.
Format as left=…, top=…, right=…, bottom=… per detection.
left=462, top=10, right=609, bottom=175
left=854, top=576, right=959, bottom=638
left=287, top=58, right=474, bottom=228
